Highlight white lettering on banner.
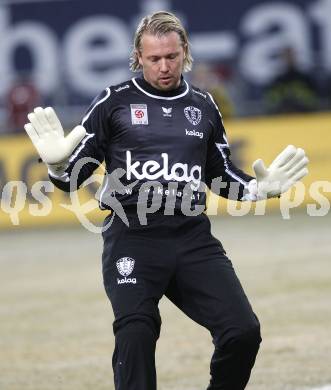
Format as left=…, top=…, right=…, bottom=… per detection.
left=240, top=3, right=312, bottom=84
left=126, top=151, right=202, bottom=191
left=1, top=0, right=331, bottom=98
left=0, top=7, right=59, bottom=96
left=63, top=16, right=130, bottom=95
left=0, top=7, right=131, bottom=98
left=309, top=0, right=331, bottom=70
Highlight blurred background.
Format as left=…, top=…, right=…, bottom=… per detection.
left=1, top=0, right=331, bottom=131
left=0, top=1, right=331, bottom=389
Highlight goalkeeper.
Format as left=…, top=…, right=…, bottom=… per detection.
left=24, top=11, right=308, bottom=390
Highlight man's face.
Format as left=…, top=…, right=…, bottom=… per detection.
left=137, top=31, right=186, bottom=91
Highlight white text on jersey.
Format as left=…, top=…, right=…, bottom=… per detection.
left=185, top=129, right=203, bottom=139
left=126, top=151, right=201, bottom=190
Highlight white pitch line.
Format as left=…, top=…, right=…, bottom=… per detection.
left=310, top=386, right=331, bottom=390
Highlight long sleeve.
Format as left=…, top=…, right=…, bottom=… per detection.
left=205, top=93, right=254, bottom=200
left=49, top=88, right=111, bottom=192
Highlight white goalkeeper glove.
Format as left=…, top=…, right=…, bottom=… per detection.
left=24, top=107, right=86, bottom=176
left=247, top=145, right=309, bottom=200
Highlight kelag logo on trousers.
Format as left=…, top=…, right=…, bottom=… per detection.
left=126, top=151, right=201, bottom=190
left=116, top=257, right=136, bottom=285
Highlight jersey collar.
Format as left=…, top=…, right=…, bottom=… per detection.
left=132, top=75, right=189, bottom=100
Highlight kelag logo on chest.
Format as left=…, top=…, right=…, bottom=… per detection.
left=130, top=104, right=149, bottom=125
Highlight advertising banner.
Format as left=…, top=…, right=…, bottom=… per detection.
left=1, top=0, right=330, bottom=105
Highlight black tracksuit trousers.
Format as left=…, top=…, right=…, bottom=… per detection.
left=102, top=211, right=261, bottom=390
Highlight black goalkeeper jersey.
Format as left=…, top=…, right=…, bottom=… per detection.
left=49, top=76, right=253, bottom=212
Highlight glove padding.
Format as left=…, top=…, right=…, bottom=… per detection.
left=251, top=145, right=309, bottom=199
left=24, top=107, right=86, bottom=166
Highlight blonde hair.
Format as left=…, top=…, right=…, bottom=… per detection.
left=130, top=11, right=193, bottom=73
